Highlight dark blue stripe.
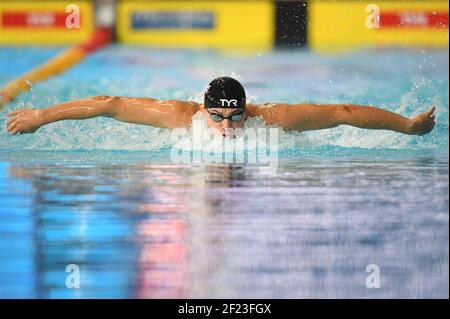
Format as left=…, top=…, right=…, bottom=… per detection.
left=131, top=11, right=215, bottom=29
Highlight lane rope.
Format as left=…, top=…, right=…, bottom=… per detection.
left=0, top=27, right=111, bottom=110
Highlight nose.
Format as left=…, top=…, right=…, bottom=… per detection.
left=221, top=119, right=232, bottom=128
left=219, top=119, right=233, bottom=137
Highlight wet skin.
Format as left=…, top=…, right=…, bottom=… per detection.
left=5, top=95, right=436, bottom=136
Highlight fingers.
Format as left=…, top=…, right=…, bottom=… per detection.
left=429, top=115, right=435, bottom=124
left=429, top=112, right=436, bottom=126
left=421, top=117, right=436, bottom=135
left=10, top=126, right=21, bottom=135
left=7, top=122, right=18, bottom=134
left=7, top=110, right=21, bottom=117
left=6, top=117, right=21, bottom=134
left=6, top=117, right=17, bottom=126
left=7, top=123, right=17, bottom=133
left=5, top=109, right=29, bottom=135
left=425, top=106, right=436, bottom=118
left=422, top=107, right=436, bottom=135
left=417, top=106, right=436, bottom=118
left=3, top=109, right=27, bottom=135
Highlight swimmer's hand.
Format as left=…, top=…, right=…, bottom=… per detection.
left=408, top=107, right=436, bottom=136
left=6, top=109, right=43, bottom=135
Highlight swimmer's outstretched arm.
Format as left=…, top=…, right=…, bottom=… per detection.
left=248, top=103, right=436, bottom=136
left=6, top=96, right=199, bottom=134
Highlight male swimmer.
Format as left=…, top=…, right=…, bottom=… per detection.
left=5, top=76, right=435, bottom=137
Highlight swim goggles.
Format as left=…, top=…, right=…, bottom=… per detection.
left=207, top=110, right=244, bottom=122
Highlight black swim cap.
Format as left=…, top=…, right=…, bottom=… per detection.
left=204, top=76, right=246, bottom=109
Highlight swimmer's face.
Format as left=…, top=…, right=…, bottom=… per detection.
left=201, top=106, right=247, bottom=137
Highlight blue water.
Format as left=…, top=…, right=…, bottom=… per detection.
left=0, top=46, right=448, bottom=298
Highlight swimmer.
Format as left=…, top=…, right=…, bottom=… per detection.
left=5, top=76, right=435, bottom=137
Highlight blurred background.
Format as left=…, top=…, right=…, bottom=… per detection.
left=0, top=0, right=448, bottom=49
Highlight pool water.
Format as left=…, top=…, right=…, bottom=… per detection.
left=0, top=46, right=448, bottom=298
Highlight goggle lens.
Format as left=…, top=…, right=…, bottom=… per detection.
left=208, top=111, right=244, bottom=122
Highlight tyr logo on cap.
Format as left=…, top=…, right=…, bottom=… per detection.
left=204, top=77, right=246, bottom=109
left=219, top=99, right=238, bottom=107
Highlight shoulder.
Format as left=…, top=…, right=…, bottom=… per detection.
left=158, top=100, right=200, bottom=126
left=246, top=103, right=312, bottom=128
left=164, top=100, right=200, bottom=116
left=246, top=103, right=289, bottom=120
